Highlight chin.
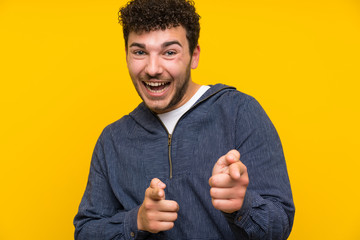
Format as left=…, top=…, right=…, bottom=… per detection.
left=145, top=103, right=169, bottom=114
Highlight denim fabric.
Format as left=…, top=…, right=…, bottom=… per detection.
left=74, top=84, right=295, bottom=240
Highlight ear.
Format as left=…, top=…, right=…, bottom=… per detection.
left=191, top=44, right=200, bottom=69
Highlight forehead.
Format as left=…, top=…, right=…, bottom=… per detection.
left=127, top=26, right=188, bottom=48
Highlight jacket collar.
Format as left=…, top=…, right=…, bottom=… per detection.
left=195, top=84, right=235, bottom=104
left=129, top=84, right=236, bottom=134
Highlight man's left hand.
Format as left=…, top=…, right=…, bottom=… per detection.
left=209, top=149, right=249, bottom=213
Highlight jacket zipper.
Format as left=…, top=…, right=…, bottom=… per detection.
left=154, top=117, right=174, bottom=179
left=154, top=86, right=234, bottom=179
left=168, top=134, right=173, bottom=179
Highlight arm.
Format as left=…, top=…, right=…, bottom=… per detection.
left=74, top=133, right=178, bottom=240
left=210, top=97, right=295, bottom=239
left=73, top=134, right=147, bottom=240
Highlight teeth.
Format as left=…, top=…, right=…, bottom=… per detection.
left=145, top=82, right=167, bottom=87
left=144, top=81, right=169, bottom=93
left=149, top=89, right=165, bottom=93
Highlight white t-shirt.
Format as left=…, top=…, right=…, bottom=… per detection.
left=157, top=85, right=210, bottom=134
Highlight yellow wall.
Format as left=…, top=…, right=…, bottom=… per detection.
left=1, top=0, right=359, bottom=239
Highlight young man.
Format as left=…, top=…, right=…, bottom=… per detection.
left=74, top=0, right=295, bottom=239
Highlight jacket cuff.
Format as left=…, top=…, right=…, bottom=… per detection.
left=223, top=190, right=269, bottom=238
left=123, top=206, right=150, bottom=240
left=222, top=189, right=252, bottom=224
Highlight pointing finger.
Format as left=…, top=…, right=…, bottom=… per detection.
left=150, top=178, right=166, bottom=189
left=212, top=150, right=241, bottom=175
left=147, top=178, right=166, bottom=200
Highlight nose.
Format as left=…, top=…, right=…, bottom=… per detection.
left=144, top=54, right=163, bottom=77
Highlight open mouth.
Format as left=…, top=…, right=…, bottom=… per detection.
left=143, top=81, right=171, bottom=93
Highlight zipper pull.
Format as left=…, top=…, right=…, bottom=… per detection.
left=168, top=134, right=172, bottom=146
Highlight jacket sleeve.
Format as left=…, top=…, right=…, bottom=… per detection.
left=73, top=131, right=149, bottom=240
left=225, top=96, right=295, bottom=240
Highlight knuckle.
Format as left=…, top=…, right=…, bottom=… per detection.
left=143, top=201, right=153, bottom=210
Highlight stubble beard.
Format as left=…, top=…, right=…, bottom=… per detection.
left=135, top=63, right=192, bottom=114
left=158, top=63, right=191, bottom=113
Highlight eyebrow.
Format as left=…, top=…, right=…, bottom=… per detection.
left=162, top=41, right=182, bottom=48
left=129, top=41, right=182, bottom=49
left=129, top=42, right=145, bottom=48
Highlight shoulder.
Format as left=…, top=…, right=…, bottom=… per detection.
left=99, top=103, right=146, bottom=143
left=208, top=84, right=262, bottom=113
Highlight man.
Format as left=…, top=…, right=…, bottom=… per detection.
left=74, top=0, right=295, bottom=239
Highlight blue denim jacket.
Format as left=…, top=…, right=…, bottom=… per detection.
left=74, top=84, right=295, bottom=240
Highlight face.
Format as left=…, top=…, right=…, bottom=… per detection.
left=126, top=26, right=200, bottom=114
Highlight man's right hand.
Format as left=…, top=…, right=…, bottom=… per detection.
left=137, top=178, right=179, bottom=233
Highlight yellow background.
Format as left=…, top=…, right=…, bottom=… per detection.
left=1, top=0, right=359, bottom=239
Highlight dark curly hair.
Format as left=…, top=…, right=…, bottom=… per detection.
left=118, top=0, right=200, bottom=54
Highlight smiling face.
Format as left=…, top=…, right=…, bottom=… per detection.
left=126, top=26, right=200, bottom=114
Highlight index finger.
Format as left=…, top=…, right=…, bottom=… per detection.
left=150, top=178, right=166, bottom=189
left=147, top=178, right=166, bottom=200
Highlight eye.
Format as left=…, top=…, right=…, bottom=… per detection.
left=134, top=50, right=146, bottom=55
left=164, top=50, right=176, bottom=56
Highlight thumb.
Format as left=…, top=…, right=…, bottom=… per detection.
left=229, top=162, right=241, bottom=180
left=225, top=150, right=240, bottom=164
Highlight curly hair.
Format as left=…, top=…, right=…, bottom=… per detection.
left=118, top=0, right=200, bottom=54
